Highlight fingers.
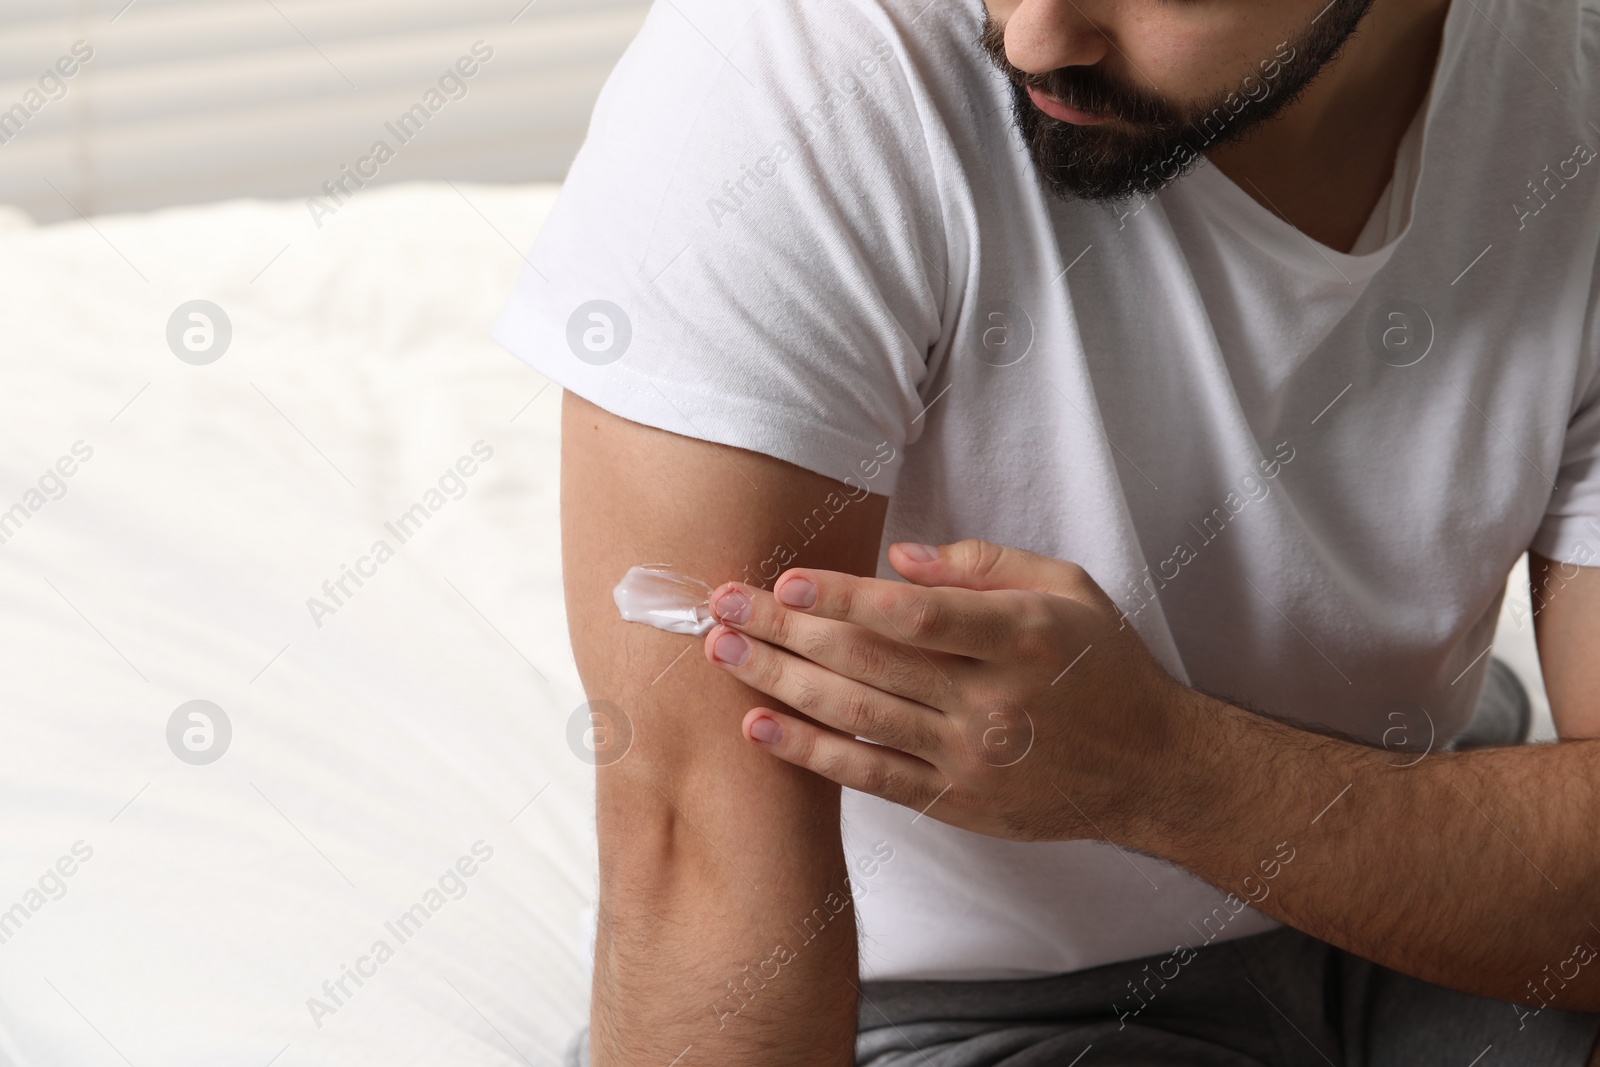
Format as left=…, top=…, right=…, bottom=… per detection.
left=715, top=570, right=1031, bottom=662
left=710, top=581, right=965, bottom=711
left=740, top=707, right=946, bottom=809
left=891, top=538, right=1105, bottom=597
left=704, top=622, right=950, bottom=759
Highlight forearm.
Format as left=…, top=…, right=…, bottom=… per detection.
left=1137, top=688, right=1600, bottom=1007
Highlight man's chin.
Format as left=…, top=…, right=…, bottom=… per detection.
left=1011, top=104, right=1200, bottom=203
left=1020, top=137, right=1198, bottom=204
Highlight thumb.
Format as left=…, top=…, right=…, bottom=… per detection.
left=889, top=538, right=1086, bottom=597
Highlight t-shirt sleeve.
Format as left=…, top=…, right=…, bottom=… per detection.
left=490, top=0, right=950, bottom=496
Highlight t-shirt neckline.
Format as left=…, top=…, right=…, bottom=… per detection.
left=1176, top=0, right=1463, bottom=280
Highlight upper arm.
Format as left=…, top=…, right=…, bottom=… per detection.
left=1529, top=551, right=1600, bottom=739
left=559, top=387, right=890, bottom=873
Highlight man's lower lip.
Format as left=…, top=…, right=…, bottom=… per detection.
left=1027, top=86, right=1109, bottom=125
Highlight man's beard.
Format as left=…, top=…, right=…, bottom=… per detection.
left=979, top=0, right=1377, bottom=203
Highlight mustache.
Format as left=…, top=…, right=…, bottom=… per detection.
left=978, top=16, right=1179, bottom=128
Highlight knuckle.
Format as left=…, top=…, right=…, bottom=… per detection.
left=1055, top=560, right=1092, bottom=596
left=904, top=594, right=944, bottom=642
left=834, top=580, right=862, bottom=620
left=947, top=538, right=983, bottom=572
left=952, top=602, right=1006, bottom=656
left=873, top=644, right=936, bottom=709
left=835, top=685, right=878, bottom=734
left=743, top=639, right=779, bottom=684
left=896, top=651, right=949, bottom=713
left=785, top=725, right=819, bottom=768
left=856, top=759, right=898, bottom=798
left=884, top=647, right=930, bottom=697
left=879, top=768, right=915, bottom=801
left=1058, top=559, right=1089, bottom=585
left=800, top=626, right=834, bottom=662
left=907, top=716, right=944, bottom=757
left=766, top=599, right=796, bottom=645
left=966, top=539, right=1006, bottom=582
left=842, top=636, right=891, bottom=681
left=816, top=747, right=853, bottom=785
left=1010, top=599, right=1055, bottom=660
left=988, top=697, right=1032, bottom=733
left=785, top=670, right=825, bottom=715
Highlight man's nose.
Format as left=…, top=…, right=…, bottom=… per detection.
left=996, top=0, right=1111, bottom=75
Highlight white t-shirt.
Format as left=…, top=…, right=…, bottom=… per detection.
left=492, top=0, right=1600, bottom=980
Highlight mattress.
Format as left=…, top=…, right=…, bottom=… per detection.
left=0, top=182, right=594, bottom=1066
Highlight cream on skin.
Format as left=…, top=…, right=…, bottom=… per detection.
left=612, top=564, right=717, bottom=636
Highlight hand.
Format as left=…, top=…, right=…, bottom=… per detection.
left=700, top=539, right=1197, bottom=843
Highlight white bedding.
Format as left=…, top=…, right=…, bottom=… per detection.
left=0, top=183, right=594, bottom=1066
left=0, top=179, right=1558, bottom=1065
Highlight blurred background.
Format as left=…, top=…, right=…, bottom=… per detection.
left=0, top=0, right=648, bottom=221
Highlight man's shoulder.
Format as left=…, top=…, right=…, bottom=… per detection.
left=729, top=0, right=983, bottom=44
left=664, top=0, right=992, bottom=101
left=571, top=0, right=1000, bottom=245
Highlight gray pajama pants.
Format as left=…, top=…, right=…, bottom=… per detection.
left=850, top=925, right=1600, bottom=1066
left=565, top=925, right=1600, bottom=1066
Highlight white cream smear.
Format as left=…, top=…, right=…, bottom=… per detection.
left=612, top=564, right=717, bottom=636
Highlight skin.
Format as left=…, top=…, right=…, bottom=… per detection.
left=992, top=0, right=1453, bottom=251
left=573, top=1, right=1600, bottom=1063
left=1532, top=554, right=1600, bottom=726
left=563, top=392, right=883, bottom=1067
left=1201, top=0, right=1451, bottom=251
left=705, top=541, right=1600, bottom=1023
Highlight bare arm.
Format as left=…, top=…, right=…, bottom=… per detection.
left=1531, top=550, right=1600, bottom=739
left=1143, top=689, right=1600, bottom=1007
left=1133, top=553, right=1600, bottom=1006
left=561, top=392, right=888, bottom=1066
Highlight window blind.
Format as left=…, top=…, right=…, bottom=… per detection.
left=0, top=0, right=649, bottom=221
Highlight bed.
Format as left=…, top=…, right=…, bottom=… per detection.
left=0, top=182, right=594, bottom=1066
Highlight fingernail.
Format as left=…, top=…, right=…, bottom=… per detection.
left=713, top=588, right=750, bottom=624
left=776, top=577, right=817, bottom=608
left=750, top=716, right=782, bottom=744
left=900, top=542, right=939, bottom=562
left=713, top=631, right=749, bottom=666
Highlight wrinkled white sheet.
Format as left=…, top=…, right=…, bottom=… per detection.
left=0, top=183, right=595, bottom=1066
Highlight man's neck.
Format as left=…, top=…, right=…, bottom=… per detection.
left=1203, top=0, right=1453, bottom=255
